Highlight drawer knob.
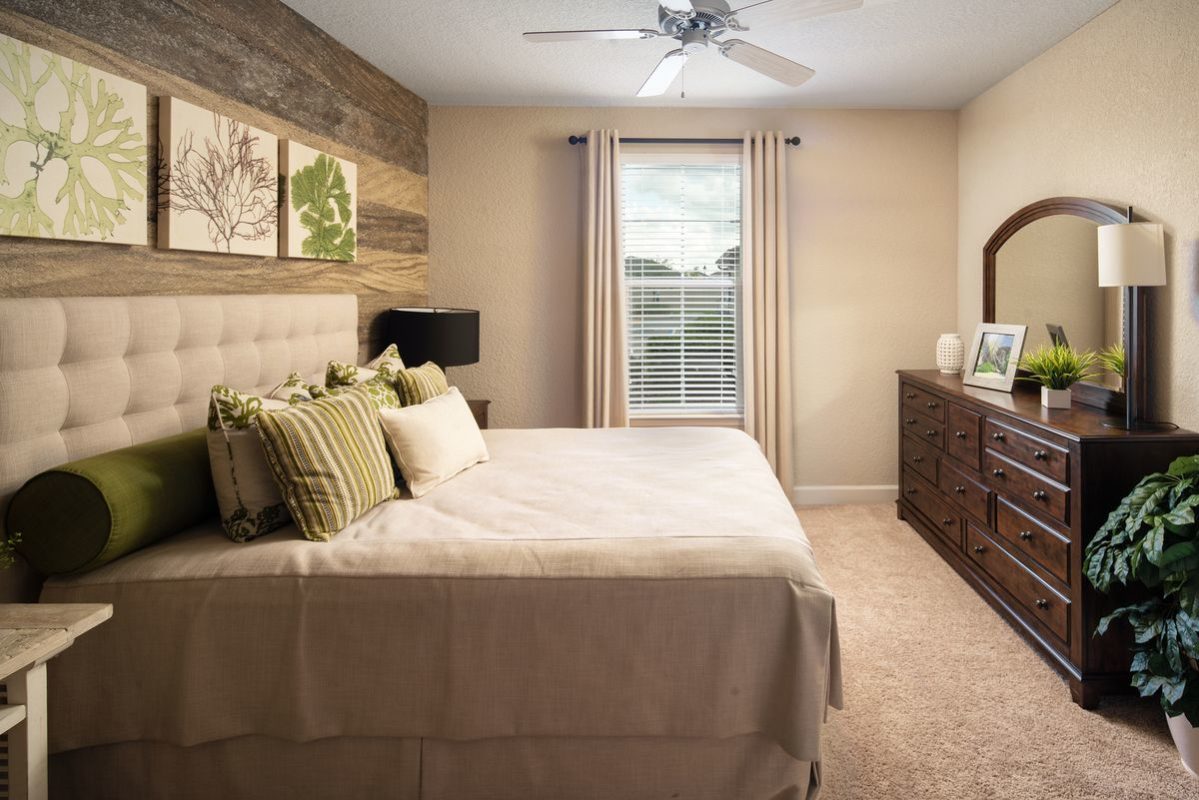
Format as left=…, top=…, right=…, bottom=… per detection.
left=942, top=517, right=954, bottom=526
left=927, top=401, right=939, bottom=410
left=1019, top=530, right=1033, bottom=541
left=926, top=430, right=937, bottom=438
left=1033, top=490, right=1048, bottom=501
left=912, top=455, right=924, bottom=464
left=904, top=488, right=917, bottom=496
left=992, top=468, right=1005, bottom=478
left=955, top=430, right=968, bottom=439
left=905, top=418, right=917, bottom=425
left=905, top=392, right=916, bottom=400
left=992, top=432, right=1005, bottom=441
left=954, top=485, right=966, bottom=494
left=973, top=545, right=985, bottom=554
left=1033, top=450, right=1048, bottom=461
left=1035, top=599, right=1049, bottom=610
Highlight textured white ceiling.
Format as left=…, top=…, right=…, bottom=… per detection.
left=281, top=0, right=1119, bottom=109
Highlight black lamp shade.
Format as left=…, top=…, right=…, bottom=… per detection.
left=387, top=308, right=479, bottom=368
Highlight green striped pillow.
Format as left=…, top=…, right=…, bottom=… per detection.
left=396, top=362, right=449, bottom=407
left=255, top=387, right=398, bottom=542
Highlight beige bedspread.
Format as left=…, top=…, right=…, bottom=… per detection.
left=40, top=427, right=841, bottom=761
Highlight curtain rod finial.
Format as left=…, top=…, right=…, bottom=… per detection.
left=569, top=135, right=586, bottom=145
left=785, top=136, right=801, bottom=146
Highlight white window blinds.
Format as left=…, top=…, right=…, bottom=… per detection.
left=620, top=158, right=743, bottom=417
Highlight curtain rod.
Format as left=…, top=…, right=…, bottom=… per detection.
left=568, top=135, right=801, bottom=146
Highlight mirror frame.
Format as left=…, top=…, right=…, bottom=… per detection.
left=982, top=196, right=1136, bottom=413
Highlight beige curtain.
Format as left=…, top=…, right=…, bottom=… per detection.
left=742, top=132, right=794, bottom=486
left=583, top=130, right=629, bottom=428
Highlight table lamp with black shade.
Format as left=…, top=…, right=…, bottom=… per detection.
left=386, top=307, right=480, bottom=371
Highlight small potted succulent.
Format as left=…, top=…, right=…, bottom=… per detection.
left=1018, top=343, right=1099, bottom=409
left=1084, top=455, right=1199, bottom=776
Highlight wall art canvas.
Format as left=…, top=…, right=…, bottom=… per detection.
left=0, top=33, right=147, bottom=245
left=280, top=139, right=357, bottom=262
left=158, top=96, right=277, bottom=255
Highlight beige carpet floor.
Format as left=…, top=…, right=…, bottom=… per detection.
left=797, top=503, right=1196, bottom=800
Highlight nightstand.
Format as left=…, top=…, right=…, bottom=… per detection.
left=467, top=399, right=490, bottom=429
left=0, top=603, right=112, bottom=800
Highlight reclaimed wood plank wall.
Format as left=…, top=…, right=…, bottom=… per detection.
left=0, top=0, right=428, bottom=354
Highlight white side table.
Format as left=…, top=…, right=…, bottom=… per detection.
left=0, top=604, right=112, bottom=800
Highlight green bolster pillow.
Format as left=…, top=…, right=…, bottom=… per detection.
left=7, top=429, right=217, bottom=575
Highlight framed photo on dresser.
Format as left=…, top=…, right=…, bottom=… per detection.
left=963, top=323, right=1027, bottom=392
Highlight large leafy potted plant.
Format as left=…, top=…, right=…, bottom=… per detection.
left=1084, top=455, right=1199, bottom=776
left=1018, top=344, right=1099, bottom=409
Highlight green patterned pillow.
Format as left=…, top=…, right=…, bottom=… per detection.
left=318, top=375, right=402, bottom=410
left=207, top=386, right=293, bottom=543
left=326, top=344, right=406, bottom=388
left=268, top=371, right=322, bottom=406
left=395, top=361, right=449, bottom=407
left=367, top=343, right=406, bottom=373
left=255, top=387, right=399, bottom=541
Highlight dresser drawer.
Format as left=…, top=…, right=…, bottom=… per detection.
left=902, top=416, right=945, bottom=451
left=903, top=469, right=962, bottom=550
left=902, top=435, right=939, bottom=484
left=984, top=450, right=1070, bottom=525
left=946, top=403, right=982, bottom=470
left=901, top=383, right=946, bottom=423
left=939, top=459, right=990, bottom=525
left=966, top=525, right=1070, bottom=645
left=995, top=498, right=1071, bottom=586
left=984, top=419, right=1069, bottom=483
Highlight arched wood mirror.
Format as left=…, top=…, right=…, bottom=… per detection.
left=983, top=197, right=1139, bottom=413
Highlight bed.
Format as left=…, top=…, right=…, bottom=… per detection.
left=0, top=295, right=841, bottom=800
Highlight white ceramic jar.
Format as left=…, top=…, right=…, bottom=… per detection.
left=936, top=333, right=965, bottom=375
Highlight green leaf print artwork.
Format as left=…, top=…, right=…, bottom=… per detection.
left=0, top=34, right=147, bottom=244
left=291, top=153, right=356, bottom=261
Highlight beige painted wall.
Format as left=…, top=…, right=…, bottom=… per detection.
left=959, top=0, right=1199, bottom=428
left=429, top=106, right=958, bottom=493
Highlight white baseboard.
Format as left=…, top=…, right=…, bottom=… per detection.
left=792, top=485, right=898, bottom=506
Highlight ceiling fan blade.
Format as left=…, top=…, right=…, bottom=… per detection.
left=720, top=40, right=814, bottom=86
left=660, top=0, right=696, bottom=14
left=730, top=0, right=864, bottom=22
left=636, top=49, right=688, bottom=97
left=523, top=29, right=660, bottom=42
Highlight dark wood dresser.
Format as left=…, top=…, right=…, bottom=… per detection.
left=896, top=369, right=1199, bottom=707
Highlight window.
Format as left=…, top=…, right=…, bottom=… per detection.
left=620, top=152, right=743, bottom=419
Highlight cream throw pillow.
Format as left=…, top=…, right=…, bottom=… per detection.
left=378, top=387, right=489, bottom=498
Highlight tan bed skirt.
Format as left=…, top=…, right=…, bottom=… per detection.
left=51, top=734, right=819, bottom=800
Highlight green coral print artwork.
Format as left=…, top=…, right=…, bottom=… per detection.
left=293, top=154, right=355, bottom=260
left=0, top=34, right=147, bottom=244
left=281, top=140, right=357, bottom=261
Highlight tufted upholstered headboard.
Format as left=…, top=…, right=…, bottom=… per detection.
left=0, top=294, right=359, bottom=530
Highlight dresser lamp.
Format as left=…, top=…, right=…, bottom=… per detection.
left=1097, top=222, right=1170, bottom=431
left=386, top=307, right=480, bottom=371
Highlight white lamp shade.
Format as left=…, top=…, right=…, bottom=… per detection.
left=1097, top=222, right=1167, bottom=287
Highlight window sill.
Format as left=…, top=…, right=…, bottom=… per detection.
left=629, top=415, right=745, bottom=430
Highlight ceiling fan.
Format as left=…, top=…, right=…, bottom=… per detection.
left=523, top=0, right=864, bottom=97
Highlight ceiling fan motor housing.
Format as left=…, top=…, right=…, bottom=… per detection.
left=680, top=28, right=709, bottom=54
left=658, top=0, right=732, bottom=37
